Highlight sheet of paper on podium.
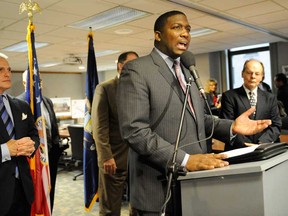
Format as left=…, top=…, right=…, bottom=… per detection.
left=221, top=145, right=258, bottom=158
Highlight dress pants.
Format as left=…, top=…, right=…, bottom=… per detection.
left=98, top=166, right=127, bottom=216
left=5, top=178, right=31, bottom=216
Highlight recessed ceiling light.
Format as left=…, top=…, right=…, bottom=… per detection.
left=190, top=28, right=218, bottom=37
left=114, top=29, right=133, bottom=35
left=68, top=6, right=150, bottom=30
left=3, top=41, right=49, bottom=52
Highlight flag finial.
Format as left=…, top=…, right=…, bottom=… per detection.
left=19, top=0, right=41, bottom=22
left=88, top=27, right=94, bottom=38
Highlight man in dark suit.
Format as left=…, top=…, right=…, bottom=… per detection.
left=220, top=59, right=281, bottom=150
left=0, top=57, right=39, bottom=216
left=91, top=51, right=138, bottom=215
left=17, top=70, right=65, bottom=212
left=274, top=73, right=288, bottom=114
left=116, top=11, right=272, bottom=215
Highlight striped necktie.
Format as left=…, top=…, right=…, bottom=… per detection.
left=173, top=60, right=195, bottom=117
left=249, top=91, right=256, bottom=117
left=249, top=91, right=256, bottom=107
left=0, top=95, right=15, bottom=138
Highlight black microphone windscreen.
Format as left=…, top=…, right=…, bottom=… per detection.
left=180, top=51, right=195, bottom=68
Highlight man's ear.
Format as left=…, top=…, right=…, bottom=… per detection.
left=155, top=31, right=161, bottom=42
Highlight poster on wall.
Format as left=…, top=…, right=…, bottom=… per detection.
left=71, top=99, right=85, bottom=119
left=282, top=65, right=288, bottom=76
left=50, top=97, right=71, bottom=117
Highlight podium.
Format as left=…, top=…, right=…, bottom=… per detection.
left=179, top=151, right=288, bottom=216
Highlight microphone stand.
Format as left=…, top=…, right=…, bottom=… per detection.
left=161, top=77, right=193, bottom=216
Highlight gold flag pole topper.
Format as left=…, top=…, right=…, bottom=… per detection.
left=19, top=0, right=41, bottom=22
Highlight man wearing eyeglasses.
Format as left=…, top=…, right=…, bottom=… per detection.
left=220, top=59, right=282, bottom=150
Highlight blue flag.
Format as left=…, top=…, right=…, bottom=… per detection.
left=83, top=32, right=99, bottom=211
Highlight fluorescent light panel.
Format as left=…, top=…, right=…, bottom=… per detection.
left=68, top=6, right=149, bottom=30
left=40, top=50, right=119, bottom=68
left=190, top=28, right=218, bottom=37
left=95, top=50, right=119, bottom=57
left=0, top=53, right=8, bottom=59
left=3, top=41, right=49, bottom=52
left=230, top=43, right=269, bottom=52
left=39, top=62, right=62, bottom=68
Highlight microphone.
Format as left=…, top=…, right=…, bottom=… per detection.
left=179, top=51, right=215, bottom=150
left=180, top=51, right=206, bottom=100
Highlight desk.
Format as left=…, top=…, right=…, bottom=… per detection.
left=59, top=129, right=70, bottom=139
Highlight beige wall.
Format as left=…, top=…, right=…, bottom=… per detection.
left=7, top=53, right=210, bottom=100
left=8, top=72, right=86, bottom=100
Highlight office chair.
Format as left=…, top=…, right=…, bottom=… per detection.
left=67, top=124, right=84, bottom=181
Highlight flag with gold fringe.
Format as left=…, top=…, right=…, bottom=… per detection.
left=26, top=21, right=51, bottom=216
left=84, top=31, right=99, bottom=211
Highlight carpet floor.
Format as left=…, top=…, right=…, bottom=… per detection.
left=53, top=167, right=130, bottom=216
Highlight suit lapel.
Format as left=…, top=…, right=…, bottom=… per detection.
left=0, top=117, right=8, bottom=140
left=238, top=87, right=251, bottom=110
left=255, top=89, right=264, bottom=119
left=150, top=50, right=196, bottom=120
left=151, top=50, right=182, bottom=98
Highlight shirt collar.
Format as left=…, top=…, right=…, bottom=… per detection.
left=154, top=47, right=180, bottom=70
left=243, top=85, right=258, bottom=97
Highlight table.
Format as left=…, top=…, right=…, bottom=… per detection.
left=59, top=128, right=70, bottom=139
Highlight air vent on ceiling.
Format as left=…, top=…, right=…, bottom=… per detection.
left=63, top=54, right=82, bottom=65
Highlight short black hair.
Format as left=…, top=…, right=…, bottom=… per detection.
left=275, top=73, right=287, bottom=84
left=118, top=51, right=139, bottom=64
left=154, top=10, right=186, bottom=33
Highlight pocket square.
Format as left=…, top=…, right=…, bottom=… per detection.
left=22, top=113, right=27, bottom=120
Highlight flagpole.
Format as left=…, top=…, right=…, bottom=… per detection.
left=20, top=1, right=51, bottom=216
left=20, top=0, right=41, bottom=113
left=84, top=27, right=100, bottom=212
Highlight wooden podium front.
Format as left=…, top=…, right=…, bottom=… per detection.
left=178, top=151, right=288, bottom=216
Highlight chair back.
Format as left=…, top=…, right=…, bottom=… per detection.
left=67, top=124, right=84, bottom=161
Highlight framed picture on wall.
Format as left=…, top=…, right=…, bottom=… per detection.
left=282, top=65, right=288, bottom=76
left=50, top=97, right=71, bottom=117
left=71, top=99, right=85, bottom=119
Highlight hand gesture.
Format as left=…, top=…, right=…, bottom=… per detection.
left=232, top=107, right=271, bottom=135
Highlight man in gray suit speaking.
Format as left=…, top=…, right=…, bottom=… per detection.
left=117, top=11, right=272, bottom=215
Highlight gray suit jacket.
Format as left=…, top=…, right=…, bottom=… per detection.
left=117, top=49, right=233, bottom=212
